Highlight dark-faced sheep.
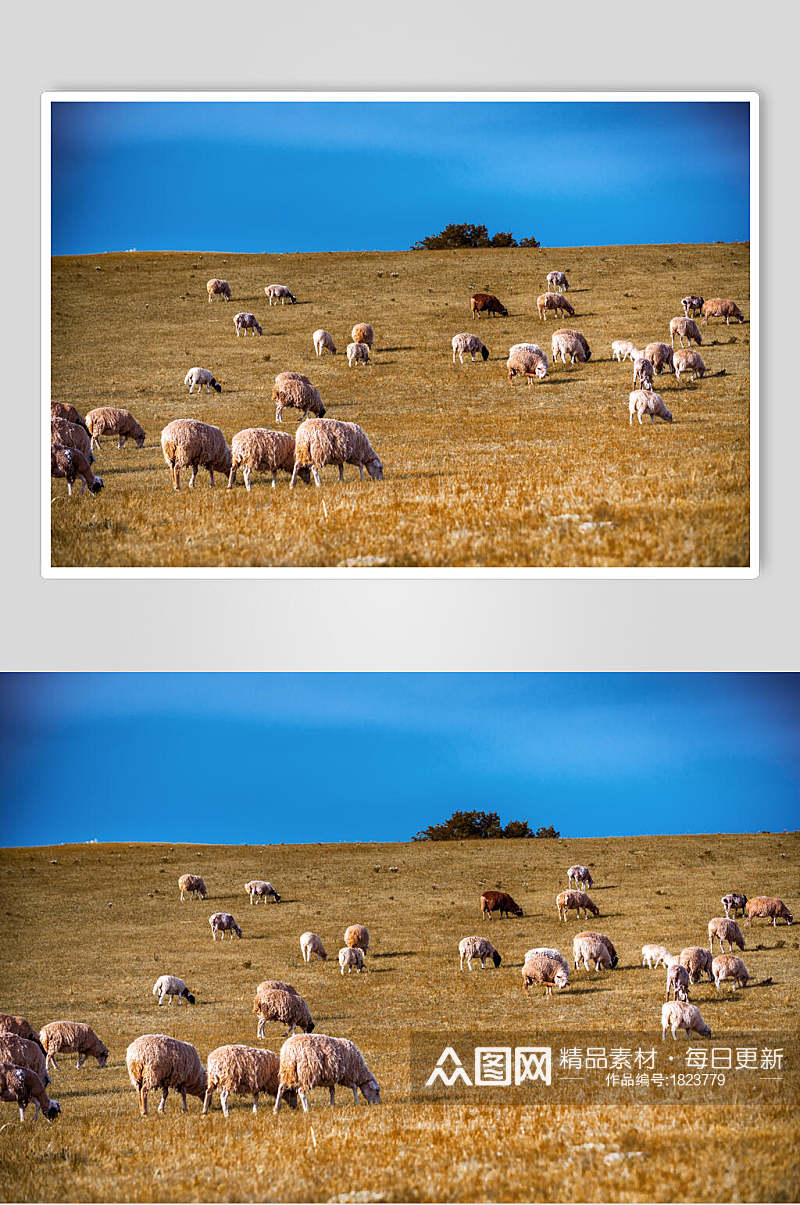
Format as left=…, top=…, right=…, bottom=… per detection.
left=744, top=896, right=793, bottom=927
left=480, top=890, right=523, bottom=920
left=470, top=293, right=508, bottom=318
left=51, top=445, right=104, bottom=496
left=207, top=278, right=231, bottom=302
left=702, top=298, right=744, bottom=325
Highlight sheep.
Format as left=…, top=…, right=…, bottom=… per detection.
left=567, top=865, right=594, bottom=890
left=207, top=278, right=231, bottom=302
left=458, top=936, right=501, bottom=970
left=228, top=429, right=309, bottom=490
left=265, top=284, right=296, bottom=305
left=452, top=333, right=489, bottom=364
left=344, top=924, right=370, bottom=954
left=575, top=932, right=618, bottom=968
left=644, top=342, right=674, bottom=375
left=0, top=1035, right=49, bottom=1087
left=51, top=401, right=89, bottom=434
left=272, top=371, right=326, bottom=423
left=556, top=890, right=599, bottom=921
left=707, top=917, right=745, bottom=954
left=551, top=330, right=588, bottom=366
left=572, top=932, right=615, bottom=973
left=507, top=345, right=548, bottom=384
left=313, top=329, right=337, bottom=357
left=51, top=417, right=95, bottom=465
left=629, top=390, right=673, bottom=425
left=51, top=444, right=104, bottom=496
left=702, top=298, right=744, bottom=325
left=347, top=341, right=370, bottom=367
left=152, top=975, right=196, bottom=1006
left=673, top=349, right=707, bottom=383
left=300, top=932, right=327, bottom=963
left=470, top=293, right=507, bottom=318
left=722, top=892, right=748, bottom=918
left=713, top=954, right=750, bottom=991
left=351, top=323, right=375, bottom=347
left=480, top=890, right=523, bottom=920
left=244, top=879, right=281, bottom=904
left=203, top=1044, right=295, bottom=1116
left=665, top=962, right=691, bottom=1002
left=161, top=420, right=232, bottom=490
left=178, top=873, right=207, bottom=901
left=557, top=328, right=590, bottom=360
left=678, top=947, right=714, bottom=984
left=661, top=1001, right=711, bottom=1040
left=632, top=356, right=655, bottom=392
left=0, top=1063, right=60, bottom=1122
left=209, top=912, right=242, bottom=940
left=39, top=1022, right=108, bottom=1072
left=547, top=270, right=569, bottom=292
left=522, top=949, right=570, bottom=998
left=611, top=340, right=638, bottom=362
left=0, top=1015, right=45, bottom=1053
left=641, top=944, right=673, bottom=969
left=290, top=418, right=383, bottom=487
left=744, top=896, right=793, bottom=927
left=253, top=988, right=314, bottom=1040
left=125, top=1034, right=207, bottom=1115
left=184, top=367, right=222, bottom=394
left=274, top=1033, right=380, bottom=1112
left=84, top=407, right=146, bottom=451
left=537, top=292, right=574, bottom=320
left=670, top=316, right=703, bottom=348
left=234, top=312, right=263, bottom=337
left=681, top=295, right=704, bottom=318
left=339, top=947, right=365, bottom=974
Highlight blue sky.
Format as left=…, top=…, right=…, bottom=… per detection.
left=50, top=101, right=750, bottom=254
left=0, top=674, right=796, bottom=847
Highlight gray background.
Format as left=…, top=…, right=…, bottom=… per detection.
left=4, top=0, right=795, bottom=670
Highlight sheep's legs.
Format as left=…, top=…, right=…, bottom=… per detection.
left=271, top=473, right=277, bottom=488
left=189, top=466, right=198, bottom=488
left=311, top=467, right=321, bottom=487
left=77, top=1053, right=86, bottom=1069
left=219, top=1089, right=229, bottom=1117
left=243, top=467, right=251, bottom=491
left=251, top=1093, right=258, bottom=1114
left=157, top=1087, right=169, bottom=1114
left=338, top=464, right=344, bottom=482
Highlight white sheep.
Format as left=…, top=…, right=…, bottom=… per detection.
left=722, top=893, right=747, bottom=918
left=670, top=316, right=702, bottom=348
left=567, top=865, right=594, bottom=890
left=253, top=986, right=314, bottom=1040
left=178, top=873, right=207, bottom=901
left=612, top=339, right=638, bottom=362
left=641, top=944, right=672, bottom=969
left=573, top=932, right=617, bottom=973
left=351, top=323, right=374, bottom=348
left=629, top=390, right=673, bottom=425
left=227, top=429, right=308, bottom=490
left=644, top=342, right=674, bottom=375
left=347, top=341, right=370, bottom=367
left=244, top=879, right=281, bottom=904
left=522, top=948, right=570, bottom=998
left=556, top=890, right=599, bottom=921
left=458, top=936, right=501, bottom=970
left=673, top=349, right=707, bottom=383
left=665, top=963, right=690, bottom=1001
left=507, top=344, right=548, bottom=384
left=551, top=330, right=588, bottom=366
left=537, top=292, right=574, bottom=320
left=274, top=1033, right=380, bottom=1112
left=338, top=947, right=365, bottom=974
left=265, top=284, right=296, bottom=305
left=207, top=278, right=231, bottom=302
left=681, top=295, right=704, bottom=318
left=51, top=445, right=104, bottom=496
left=300, top=932, right=327, bottom=963
left=290, top=418, right=383, bottom=487
left=0, top=1063, right=60, bottom=1122
left=125, top=1034, right=207, bottom=1115
left=547, top=270, right=569, bottom=292
left=203, top=1045, right=295, bottom=1115
left=661, top=1001, right=711, bottom=1040
left=707, top=917, right=745, bottom=954
left=452, top=333, right=489, bottom=364
left=152, top=975, right=196, bottom=1006
left=85, top=407, right=146, bottom=451
left=234, top=312, right=263, bottom=337
left=313, top=329, right=337, bottom=357
left=209, top=912, right=242, bottom=940
left=712, top=954, right=749, bottom=991
left=161, top=420, right=232, bottom=490
left=678, top=947, right=714, bottom=984
left=632, top=356, right=655, bottom=391
left=184, top=367, right=222, bottom=394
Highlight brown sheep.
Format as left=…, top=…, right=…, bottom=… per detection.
left=470, top=293, right=508, bottom=318
left=744, top=896, right=793, bottom=927
left=556, top=890, right=599, bottom=921
left=480, top=890, right=523, bottom=920
left=702, top=298, right=744, bottom=325
left=537, top=292, right=574, bottom=320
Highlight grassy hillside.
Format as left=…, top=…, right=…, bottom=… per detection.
left=1, top=832, right=796, bottom=1202
left=50, top=243, right=750, bottom=568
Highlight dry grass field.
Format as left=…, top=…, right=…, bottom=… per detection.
left=1, top=832, right=797, bottom=1202
left=50, top=243, right=750, bottom=569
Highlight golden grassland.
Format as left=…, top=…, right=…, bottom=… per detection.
left=1, top=832, right=797, bottom=1203
left=50, top=243, right=750, bottom=568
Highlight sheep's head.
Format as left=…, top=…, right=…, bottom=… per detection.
left=554, top=969, right=569, bottom=990
left=296, top=466, right=312, bottom=485
left=318, top=405, right=326, bottom=418
left=535, top=363, right=548, bottom=379
left=360, top=1078, right=381, bottom=1104
left=366, top=455, right=384, bottom=481
left=306, top=1021, right=315, bottom=1033
left=89, top=476, right=104, bottom=494
left=481, top=345, right=489, bottom=361
left=697, top=1021, right=712, bottom=1038
left=135, top=432, right=146, bottom=448
left=492, top=951, right=502, bottom=968
left=43, top=1099, right=61, bottom=1121
left=499, top=306, right=508, bottom=317
left=183, top=990, right=196, bottom=1004
left=513, top=905, right=524, bottom=917
left=213, top=382, right=222, bottom=393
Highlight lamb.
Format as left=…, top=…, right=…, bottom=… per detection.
left=673, top=349, right=707, bottom=383
left=547, top=270, right=569, bottom=292
left=681, top=295, right=704, bottom=318
left=522, top=949, right=570, bottom=998
left=84, top=407, right=146, bottom=450
left=556, top=890, right=599, bottom=921
left=290, top=418, right=383, bottom=487
left=644, top=342, right=674, bottom=374
left=0, top=1015, right=45, bottom=1053
left=567, top=865, right=594, bottom=890
left=125, top=1034, right=207, bottom=1115
left=272, top=371, right=326, bottom=423
left=632, top=356, right=655, bottom=392
left=265, top=284, right=297, bottom=305
left=51, top=401, right=89, bottom=434
left=707, top=917, right=745, bottom=954
left=347, top=341, right=370, bottom=367
left=641, top=944, right=672, bottom=969
left=244, top=879, right=281, bottom=904
left=274, top=1033, right=380, bottom=1112
left=480, top=890, right=523, bottom=919
left=551, top=329, right=588, bottom=365
left=51, top=445, right=104, bottom=496
left=458, top=936, right=502, bottom=970
left=184, top=367, right=222, bottom=394
left=161, top=419, right=232, bottom=490
left=339, top=947, right=365, bottom=974
left=678, top=947, right=714, bottom=984
left=611, top=340, right=638, bottom=362
left=209, top=912, right=242, bottom=940
left=702, top=298, right=744, bottom=325
left=470, top=293, right=507, bottom=318
left=51, top=417, right=95, bottom=465
left=300, top=932, right=327, bottom=962
left=572, top=932, right=616, bottom=973
left=227, top=429, right=309, bottom=491
left=178, top=873, right=207, bottom=901
left=712, top=954, right=750, bottom=990
left=507, top=345, right=548, bottom=384
left=351, top=323, right=375, bottom=347
left=39, top=1022, right=108, bottom=1072
left=452, top=333, right=489, bottom=364
left=722, top=892, right=748, bottom=918
left=665, top=963, right=690, bottom=1002
left=203, top=1044, right=295, bottom=1115
left=629, top=390, right=673, bottom=425
left=207, top=278, right=231, bottom=302
left=152, top=975, right=196, bottom=1006
left=537, top=292, right=574, bottom=320
left=0, top=1035, right=49, bottom=1087
left=234, top=312, right=263, bottom=337
left=744, top=896, right=793, bottom=927
left=0, top=1063, right=60, bottom=1122
left=661, top=1001, right=711, bottom=1040
left=670, top=317, right=703, bottom=348
left=253, top=987, right=314, bottom=1039
left=313, top=329, right=337, bottom=356
left=344, top=924, right=370, bottom=954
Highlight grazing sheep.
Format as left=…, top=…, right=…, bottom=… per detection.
left=632, top=356, right=655, bottom=392
left=351, top=323, right=375, bottom=348
left=537, top=292, right=574, bottom=320
left=678, top=947, right=714, bottom=984
left=681, top=295, right=704, bottom=318
left=184, top=367, right=222, bottom=394
left=665, top=963, right=691, bottom=1002
left=51, top=445, right=104, bottom=496
left=661, top=1001, right=711, bottom=1040
left=0, top=1063, right=60, bottom=1122
left=272, top=371, right=326, bottom=423
left=670, top=317, right=702, bottom=348
left=673, top=349, right=707, bottom=383
left=265, top=284, right=296, bottom=305
left=291, top=418, right=383, bottom=487
left=551, top=330, right=588, bottom=366
left=573, top=932, right=615, bottom=973
left=255, top=981, right=300, bottom=999
left=125, top=1034, right=207, bottom=1115
left=85, top=407, right=146, bottom=451
left=0, top=1016, right=45, bottom=1053
left=708, top=917, right=745, bottom=954
left=244, top=879, right=281, bottom=904
left=178, top=873, right=207, bottom=901
left=480, top=890, right=523, bottom=920
left=507, top=345, right=548, bottom=384
left=152, top=975, right=196, bottom=1006
left=339, top=947, right=365, bottom=975
left=458, top=936, right=502, bottom=970
left=274, top=1033, right=380, bottom=1112
left=203, top=1045, right=295, bottom=1116
left=313, top=329, right=337, bottom=357
left=39, top=1022, right=108, bottom=1072
left=556, top=890, right=599, bottom=921
left=641, top=944, right=673, bottom=969
left=644, top=342, right=674, bottom=375
left=300, top=932, right=327, bottom=963
left=547, top=270, right=569, bottom=292
left=522, top=949, right=570, bottom=998
left=611, top=340, right=638, bottom=362
left=470, top=293, right=507, bottom=319
left=556, top=328, right=590, bottom=360
left=228, top=428, right=308, bottom=490
left=234, top=312, right=263, bottom=337
left=0, top=1036, right=49, bottom=1087
left=702, top=298, right=744, bottom=325
left=253, top=988, right=314, bottom=1040
left=567, top=865, right=594, bottom=890
left=629, top=390, right=673, bottom=425
left=209, top=912, right=242, bottom=941
left=452, top=333, right=489, bottom=364
left=712, top=954, right=750, bottom=991
left=347, top=341, right=370, bottom=367
left=161, top=420, right=232, bottom=490
left=207, top=278, right=231, bottom=302
left=51, top=418, right=94, bottom=465
left=722, top=892, right=748, bottom=918
left=51, top=401, right=89, bottom=434
left=744, top=896, right=793, bottom=927
left=344, top=924, right=370, bottom=954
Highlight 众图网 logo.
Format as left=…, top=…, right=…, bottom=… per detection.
left=425, top=1045, right=552, bottom=1088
